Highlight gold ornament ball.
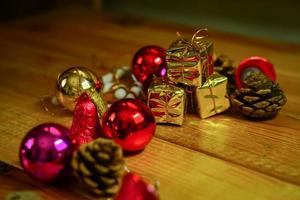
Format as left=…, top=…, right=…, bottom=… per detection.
left=56, top=67, right=102, bottom=111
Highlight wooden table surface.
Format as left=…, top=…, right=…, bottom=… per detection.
left=0, top=5, right=300, bottom=200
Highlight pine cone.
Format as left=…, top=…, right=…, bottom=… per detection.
left=213, top=54, right=236, bottom=95
left=231, top=72, right=287, bottom=119
left=71, top=138, right=125, bottom=197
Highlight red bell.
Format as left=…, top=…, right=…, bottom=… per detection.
left=70, top=92, right=102, bottom=149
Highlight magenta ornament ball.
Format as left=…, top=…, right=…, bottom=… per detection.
left=19, top=123, right=73, bottom=183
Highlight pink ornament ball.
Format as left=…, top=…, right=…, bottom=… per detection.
left=19, top=123, right=73, bottom=183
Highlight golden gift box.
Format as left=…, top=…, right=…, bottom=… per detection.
left=147, top=79, right=185, bottom=125
left=196, top=73, right=230, bottom=119
left=166, top=29, right=214, bottom=87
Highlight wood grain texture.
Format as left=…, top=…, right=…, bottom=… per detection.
left=1, top=139, right=300, bottom=200
left=0, top=167, right=96, bottom=200
left=0, top=5, right=300, bottom=200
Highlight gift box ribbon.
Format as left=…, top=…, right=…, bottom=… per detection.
left=148, top=78, right=185, bottom=124
left=201, top=73, right=228, bottom=114
left=176, top=29, right=210, bottom=78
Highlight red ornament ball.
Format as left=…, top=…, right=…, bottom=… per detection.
left=102, top=99, right=156, bottom=152
left=115, top=173, right=159, bottom=200
left=235, top=56, right=276, bottom=89
left=132, top=45, right=167, bottom=86
left=19, top=123, right=73, bottom=183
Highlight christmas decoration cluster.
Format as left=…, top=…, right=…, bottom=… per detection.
left=19, top=29, right=287, bottom=200
left=20, top=125, right=159, bottom=199
left=145, top=29, right=286, bottom=125
left=150, top=29, right=224, bottom=124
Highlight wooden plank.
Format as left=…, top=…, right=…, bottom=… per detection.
left=0, top=86, right=299, bottom=199
left=0, top=168, right=93, bottom=200
left=1, top=139, right=300, bottom=200
left=156, top=113, right=300, bottom=185
left=127, top=139, right=300, bottom=200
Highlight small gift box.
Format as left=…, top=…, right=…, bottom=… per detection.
left=147, top=78, right=185, bottom=125
left=196, top=73, right=230, bottom=118
left=166, top=29, right=214, bottom=87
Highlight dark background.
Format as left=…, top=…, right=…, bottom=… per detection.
left=1, top=0, right=299, bottom=44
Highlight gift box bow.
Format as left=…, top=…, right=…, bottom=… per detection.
left=149, top=93, right=183, bottom=118
left=148, top=79, right=185, bottom=123
left=167, top=29, right=212, bottom=85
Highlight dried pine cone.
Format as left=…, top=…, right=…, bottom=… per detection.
left=231, top=72, right=287, bottom=119
left=71, top=138, right=125, bottom=197
left=214, top=54, right=236, bottom=95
